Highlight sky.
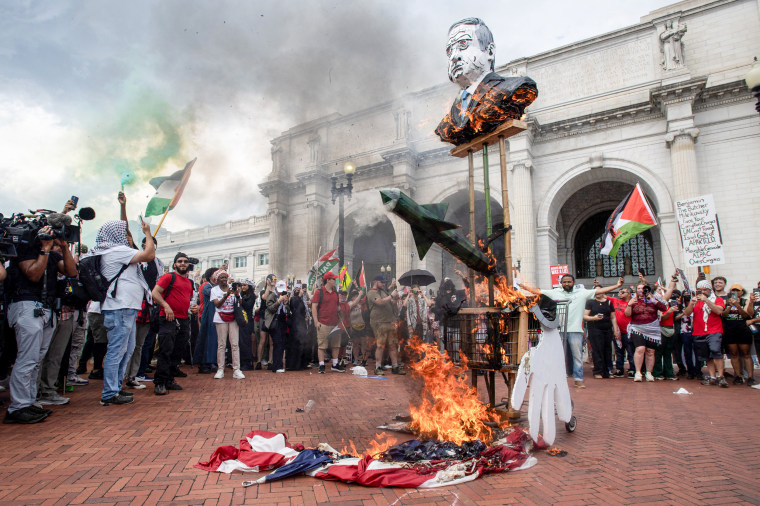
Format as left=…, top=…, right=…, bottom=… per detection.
left=0, top=0, right=679, bottom=247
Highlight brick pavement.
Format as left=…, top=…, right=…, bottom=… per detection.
left=1, top=364, right=759, bottom=505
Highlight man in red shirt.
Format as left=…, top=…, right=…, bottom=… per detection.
left=151, top=252, right=199, bottom=395
left=683, top=279, right=727, bottom=387
left=311, top=272, right=343, bottom=374
left=608, top=287, right=633, bottom=377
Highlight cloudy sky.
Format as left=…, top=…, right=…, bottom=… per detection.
left=0, top=0, right=677, bottom=246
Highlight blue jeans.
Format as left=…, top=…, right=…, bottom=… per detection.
left=615, top=332, right=634, bottom=372
left=567, top=332, right=585, bottom=381
left=102, top=308, right=138, bottom=399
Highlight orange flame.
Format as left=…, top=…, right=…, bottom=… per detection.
left=367, top=432, right=399, bottom=456
left=407, top=339, right=498, bottom=445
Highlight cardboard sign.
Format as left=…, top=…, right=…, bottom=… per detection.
left=550, top=264, right=569, bottom=287
left=675, top=194, right=725, bottom=266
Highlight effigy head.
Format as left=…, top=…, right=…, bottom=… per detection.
left=446, top=18, right=494, bottom=89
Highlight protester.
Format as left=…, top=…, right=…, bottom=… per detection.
left=286, top=283, right=309, bottom=370
left=194, top=268, right=218, bottom=374
left=348, top=289, right=369, bottom=366
left=368, top=274, right=405, bottom=376
left=722, top=284, right=754, bottom=386
left=95, top=219, right=155, bottom=406
left=4, top=218, right=77, bottom=423
left=151, top=252, right=199, bottom=395
left=312, top=272, right=344, bottom=374
left=256, top=274, right=276, bottom=369
left=406, top=284, right=431, bottom=342
left=583, top=292, right=620, bottom=379
left=683, top=279, right=728, bottom=387
left=652, top=288, right=678, bottom=381
left=238, top=279, right=257, bottom=371
left=608, top=287, right=634, bottom=377
left=675, top=291, right=700, bottom=379
left=265, top=280, right=290, bottom=373
left=211, top=270, right=244, bottom=379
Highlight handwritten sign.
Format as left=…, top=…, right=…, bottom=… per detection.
left=675, top=194, right=725, bottom=266
left=550, top=264, right=570, bottom=287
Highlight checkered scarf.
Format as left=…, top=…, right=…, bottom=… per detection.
left=93, top=220, right=130, bottom=252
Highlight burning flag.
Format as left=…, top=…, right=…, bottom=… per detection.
left=307, top=248, right=339, bottom=291
left=600, top=183, right=657, bottom=258
left=339, top=265, right=351, bottom=292
left=144, top=158, right=196, bottom=217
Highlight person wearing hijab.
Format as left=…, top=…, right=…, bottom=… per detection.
left=683, top=279, right=727, bottom=387
left=211, top=270, right=244, bottom=379
left=194, top=268, right=219, bottom=374
left=237, top=279, right=257, bottom=370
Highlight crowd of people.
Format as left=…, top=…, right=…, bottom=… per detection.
left=529, top=272, right=760, bottom=389
left=2, top=196, right=758, bottom=425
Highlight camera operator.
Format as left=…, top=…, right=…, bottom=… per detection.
left=4, top=219, right=77, bottom=424
left=151, top=252, right=198, bottom=395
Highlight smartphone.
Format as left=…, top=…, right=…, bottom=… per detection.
left=754, top=288, right=760, bottom=296
left=138, top=214, right=144, bottom=224
left=70, top=195, right=79, bottom=206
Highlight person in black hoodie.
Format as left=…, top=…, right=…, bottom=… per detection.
left=286, top=283, right=309, bottom=370
left=237, top=280, right=257, bottom=371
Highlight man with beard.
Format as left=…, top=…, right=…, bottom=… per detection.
left=151, top=252, right=198, bottom=395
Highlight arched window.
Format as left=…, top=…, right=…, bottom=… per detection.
left=574, top=211, right=655, bottom=278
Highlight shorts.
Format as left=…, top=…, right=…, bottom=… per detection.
left=371, top=321, right=398, bottom=348
left=693, top=332, right=722, bottom=361
left=317, top=323, right=341, bottom=349
left=88, top=312, right=108, bottom=344
left=630, top=331, right=657, bottom=350
left=722, top=323, right=753, bottom=346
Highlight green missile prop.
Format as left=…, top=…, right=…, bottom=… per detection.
left=380, top=188, right=493, bottom=274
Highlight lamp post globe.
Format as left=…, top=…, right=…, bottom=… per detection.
left=746, top=57, right=760, bottom=114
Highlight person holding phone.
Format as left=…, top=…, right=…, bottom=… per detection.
left=583, top=292, right=620, bottom=379
left=721, top=284, right=754, bottom=386
left=682, top=280, right=727, bottom=387
left=210, top=271, right=244, bottom=379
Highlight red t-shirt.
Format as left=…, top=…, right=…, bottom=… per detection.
left=692, top=298, right=725, bottom=336
left=608, top=297, right=630, bottom=333
left=313, top=287, right=339, bottom=325
left=156, top=273, right=193, bottom=319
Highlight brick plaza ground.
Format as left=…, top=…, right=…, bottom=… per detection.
left=1, top=363, right=759, bottom=505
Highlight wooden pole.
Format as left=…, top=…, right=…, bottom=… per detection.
left=468, top=150, right=476, bottom=307
left=151, top=206, right=171, bottom=238
left=499, top=136, right=513, bottom=288
left=482, top=143, right=494, bottom=307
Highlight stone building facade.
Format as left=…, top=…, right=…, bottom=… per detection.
left=165, top=0, right=760, bottom=290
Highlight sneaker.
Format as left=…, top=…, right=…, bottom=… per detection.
left=3, top=406, right=47, bottom=424
left=261, top=360, right=269, bottom=366
left=145, top=365, right=155, bottom=373
left=627, top=370, right=635, bottom=378
left=255, top=362, right=263, bottom=370
left=214, top=370, right=224, bottom=379
left=125, top=379, right=146, bottom=389
left=717, top=376, right=729, bottom=388
left=38, top=392, right=70, bottom=406
left=75, top=365, right=87, bottom=375
left=655, top=376, right=665, bottom=381
left=613, top=370, right=625, bottom=378
left=318, top=365, right=325, bottom=374
left=67, top=376, right=89, bottom=386
left=733, top=376, right=744, bottom=385
left=666, top=376, right=678, bottom=381
left=746, top=377, right=756, bottom=386
left=383, top=365, right=393, bottom=370
left=374, top=368, right=384, bottom=376
left=701, top=377, right=714, bottom=385
left=594, top=374, right=603, bottom=379
left=392, top=366, right=406, bottom=375
left=645, top=372, right=655, bottom=382
left=100, top=394, right=134, bottom=406
left=166, top=382, right=183, bottom=390
left=361, top=359, right=368, bottom=367
left=634, top=372, right=643, bottom=382
left=154, top=384, right=167, bottom=395
left=232, top=369, right=245, bottom=379
left=275, top=369, right=285, bottom=373
left=118, top=390, right=134, bottom=397
left=27, top=405, right=53, bottom=417
left=172, top=368, right=188, bottom=378
left=88, top=369, right=104, bottom=380
left=135, top=375, right=153, bottom=382
left=574, top=380, right=586, bottom=389
left=331, top=365, right=345, bottom=373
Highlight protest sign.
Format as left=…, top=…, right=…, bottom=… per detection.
left=550, top=264, right=569, bottom=287
left=675, top=194, right=725, bottom=266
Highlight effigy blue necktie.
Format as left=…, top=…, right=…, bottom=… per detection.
left=460, top=90, right=471, bottom=121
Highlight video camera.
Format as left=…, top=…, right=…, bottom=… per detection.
left=0, top=209, right=87, bottom=258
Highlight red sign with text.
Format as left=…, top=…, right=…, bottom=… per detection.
left=550, top=264, right=570, bottom=287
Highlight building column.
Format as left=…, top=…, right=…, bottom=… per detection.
left=305, top=201, right=324, bottom=267
left=657, top=212, right=678, bottom=278
left=510, top=160, right=537, bottom=284
left=389, top=214, right=414, bottom=279
left=535, top=226, right=559, bottom=288
left=267, top=208, right=286, bottom=276
left=665, top=127, right=700, bottom=281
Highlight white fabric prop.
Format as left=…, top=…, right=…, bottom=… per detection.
left=511, top=324, right=573, bottom=446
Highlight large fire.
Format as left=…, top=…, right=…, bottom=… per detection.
left=407, top=339, right=502, bottom=445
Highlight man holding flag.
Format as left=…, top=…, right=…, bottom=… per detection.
left=307, top=248, right=340, bottom=292
left=600, top=183, right=657, bottom=258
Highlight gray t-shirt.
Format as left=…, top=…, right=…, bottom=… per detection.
left=541, top=286, right=596, bottom=333
left=99, top=246, right=146, bottom=311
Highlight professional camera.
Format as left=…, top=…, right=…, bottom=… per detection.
left=641, top=285, right=652, bottom=295
left=187, top=257, right=199, bottom=271
left=0, top=208, right=93, bottom=258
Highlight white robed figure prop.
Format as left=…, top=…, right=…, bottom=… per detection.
left=511, top=301, right=573, bottom=446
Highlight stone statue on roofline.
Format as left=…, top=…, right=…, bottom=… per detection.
left=435, top=18, right=538, bottom=146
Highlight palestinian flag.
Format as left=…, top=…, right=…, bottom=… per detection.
left=357, top=262, right=366, bottom=292
left=339, top=265, right=351, bottom=292
left=600, top=183, right=657, bottom=258
left=144, top=158, right=196, bottom=217
left=307, top=248, right=339, bottom=291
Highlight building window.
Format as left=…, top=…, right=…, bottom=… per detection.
left=233, top=256, right=247, bottom=268
left=257, top=253, right=269, bottom=266
left=209, top=259, right=223, bottom=269
left=574, top=211, right=655, bottom=278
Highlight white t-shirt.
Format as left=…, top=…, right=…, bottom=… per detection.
left=210, top=285, right=236, bottom=324
left=99, top=246, right=146, bottom=311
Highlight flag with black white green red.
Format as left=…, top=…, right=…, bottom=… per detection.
left=600, top=183, right=657, bottom=258
left=144, top=158, right=196, bottom=217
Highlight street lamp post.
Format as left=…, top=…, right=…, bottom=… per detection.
left=746, top=57, right=760, bottom=115
left=332, top=162, right=356, bottom=269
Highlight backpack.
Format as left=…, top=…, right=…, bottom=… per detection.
left=78, top=254, right=129, bottom=304
left=58, top=276, right=90, bottom=310
left=149, top=273, right=176, bottom=333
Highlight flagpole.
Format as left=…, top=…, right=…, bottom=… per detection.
left=151, top=206, right=171, bottom=238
